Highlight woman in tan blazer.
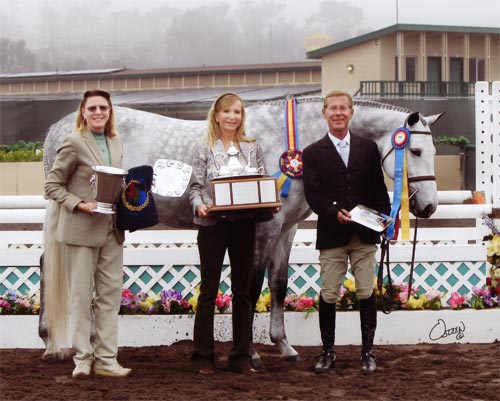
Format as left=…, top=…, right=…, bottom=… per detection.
left=44, top=90, right=130, bottom=378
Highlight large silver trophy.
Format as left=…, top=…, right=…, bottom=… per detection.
left=209, top=142, right=281, bottom=211
left=213, top=142, right=261, bottom=177
left=90, top=166, right=128, bottom=214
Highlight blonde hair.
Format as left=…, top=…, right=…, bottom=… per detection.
left=323, top=90, right=353, bottom=110
left=75, top=90, right=118, bottom=137
left=206, top=92, right=254, bottom=148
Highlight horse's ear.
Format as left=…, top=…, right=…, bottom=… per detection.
left=407, top=112, right=420, bottom=127
left=425, top=111, right=446, bottom=126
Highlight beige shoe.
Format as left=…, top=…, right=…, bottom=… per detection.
left=72, top=361, right=92, bottom=378
left=94, top=362, right=132, bottom=378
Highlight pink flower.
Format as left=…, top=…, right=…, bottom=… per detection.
left=0, top=298, right=11, bottom=312
left=215, top=293, right=231, bottom=313
left=215, top=294, right=231, bottom=309
left=296, top=296, right=315, bottom=311
left=448, top=292, right=465, bottom=309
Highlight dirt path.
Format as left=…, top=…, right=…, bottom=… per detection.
left=1, top=341, right=499, bottom=401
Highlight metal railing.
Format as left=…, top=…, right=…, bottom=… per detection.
left=357, top=81, right=475, bottom=98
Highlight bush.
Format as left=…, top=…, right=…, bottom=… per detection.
left=433, top=135, right=470, bottom=147
left=0, top=141, right=43, bottom=162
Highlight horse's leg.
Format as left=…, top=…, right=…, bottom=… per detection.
left=248, top=220, right=279, bottom=369
left=38, top=254, right=50, bottom=354
left=268, top=224, right=300, bottom=361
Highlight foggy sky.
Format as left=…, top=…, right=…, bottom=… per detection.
left=1, top=0, right=498, bottom=73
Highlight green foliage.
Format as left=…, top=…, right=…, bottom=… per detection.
left=0, top=141, right=43, bottom=162
left=433, top=135, right=470, bottom=147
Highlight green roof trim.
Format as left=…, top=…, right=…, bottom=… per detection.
left=307, top=24, right=500, bottom=59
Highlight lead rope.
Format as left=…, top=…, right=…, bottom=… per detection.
left=407, top=216, right=419, bottom=302
left=377, top=216, right=419, bottom=313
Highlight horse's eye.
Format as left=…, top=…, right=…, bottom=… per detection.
left=410, top=148, right=422, bottom=157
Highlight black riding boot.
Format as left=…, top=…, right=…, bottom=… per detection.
left=359, top=291, right=377, bottom=374
left=315, top=294, right=336, bottom=373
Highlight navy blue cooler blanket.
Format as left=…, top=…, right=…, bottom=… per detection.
left=116, top=165, right=159, bottom=232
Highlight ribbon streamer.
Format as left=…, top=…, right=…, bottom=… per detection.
left=386, top=127, right=411, bottom=240
left=274, top=98, right=303, bottom=197
left=400, top=157, right=411, bottom=240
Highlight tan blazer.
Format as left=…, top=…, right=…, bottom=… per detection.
left=45, top=130, right=125, bottom=247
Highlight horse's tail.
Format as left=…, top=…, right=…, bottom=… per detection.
left=42, top=199, right=70, bottom=358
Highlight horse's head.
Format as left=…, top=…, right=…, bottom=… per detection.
left=380, top=111, right=445, bottom=218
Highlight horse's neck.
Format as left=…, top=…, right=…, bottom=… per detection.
left=351, top=105, right=408, bottom=146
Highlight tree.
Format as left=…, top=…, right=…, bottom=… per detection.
left=163, top=4, right=238, bottom=67
left=234, top=1, right=306, bottom=64
left=0, top=37, right=36, bottom=73
left=305, top=0, right=365, bottom=43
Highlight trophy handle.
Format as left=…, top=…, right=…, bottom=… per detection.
left=213, top=152, right=226, bottom=172
left=90, top=173, right=98, bottom=199
left=246, top=148, right=254, bottom=169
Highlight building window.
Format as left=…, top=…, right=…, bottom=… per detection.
left=427, top=57, right=442, bottom=81
left=478, top=59, right=485, bottom=81
left=469, top=58, right=486, bottom=82
left=406, top=57, right=416, bottom=82
left=449, top=57, right=464, bottom=82
left=394, top=57, right=416, bottom=81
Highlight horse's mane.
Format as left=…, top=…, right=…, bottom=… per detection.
left=353, top=99, right=412, bottom=114
left=256, top=96, right=412, bottom=114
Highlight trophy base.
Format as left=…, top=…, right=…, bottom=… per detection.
left=209, top=176, right=281, bottom=212
left=93, top=202, right=116, bottom=214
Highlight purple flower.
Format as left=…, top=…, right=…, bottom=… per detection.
left=160, top=289, right=183, bottom=304
left=6, top=289, right=17, bottom=301
left=137, top=291, right=148, bottom=302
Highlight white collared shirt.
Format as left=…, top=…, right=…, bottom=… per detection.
left=328, top=131, right=351, bottom=153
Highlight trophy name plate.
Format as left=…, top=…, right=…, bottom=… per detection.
left=208, top=176, right=281, bottom=212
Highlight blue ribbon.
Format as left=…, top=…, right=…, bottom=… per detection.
left=385, top=127, right=411, bottom=239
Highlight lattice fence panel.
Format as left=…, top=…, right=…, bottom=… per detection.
left=122, top=264, right=233, bottom=298
left=0, top=260, right=489, bottom=308
left=0, top=266, right=40, bottom=296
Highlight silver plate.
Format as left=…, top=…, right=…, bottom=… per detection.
left=152, top=159, right=192, bottom=197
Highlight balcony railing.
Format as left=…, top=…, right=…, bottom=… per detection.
left=356, top=81, right=475, bottom=98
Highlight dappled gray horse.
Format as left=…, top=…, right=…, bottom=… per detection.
left=41, top=97, right=442, bottom=364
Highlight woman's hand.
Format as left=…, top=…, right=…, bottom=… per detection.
left=76, top=202, right=97, bottom=215
left=196, top=204, right=210, bottom=218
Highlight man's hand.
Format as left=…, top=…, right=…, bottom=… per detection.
left=337, top=208, right=352, bottom=224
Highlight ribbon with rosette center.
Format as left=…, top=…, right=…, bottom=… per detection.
left=272, top=98, right=303, bottom=197
left=385, top=127, right=411, bottom=240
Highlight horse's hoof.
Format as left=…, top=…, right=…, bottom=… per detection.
left=42, top=351, right=69, bottom=363
left=283, top=354, right=301, bottom=363
left=250, top=357, right=265, bottom=371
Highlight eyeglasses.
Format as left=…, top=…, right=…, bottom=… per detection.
left=86, top=105, right=110, bottom=113
left=326, top=105, right=351, bottom=112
